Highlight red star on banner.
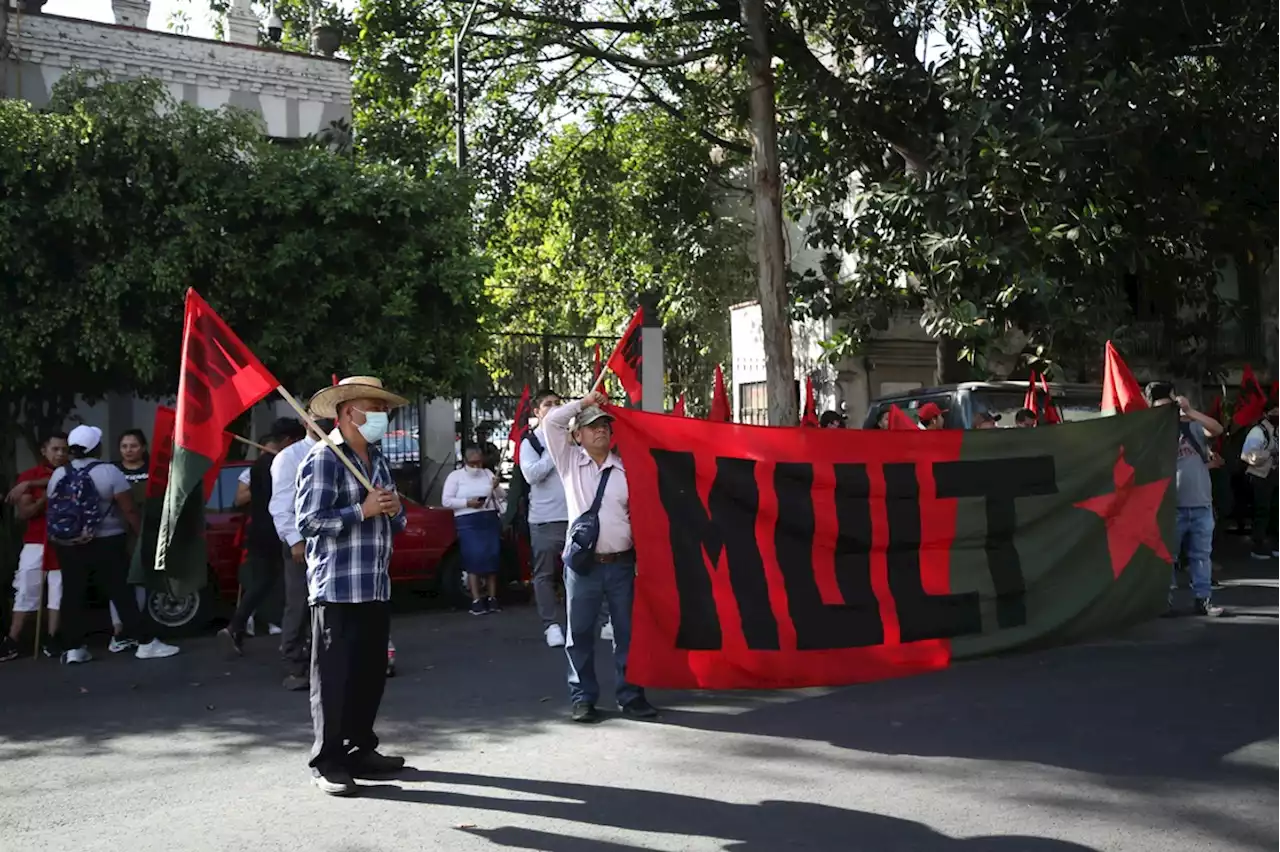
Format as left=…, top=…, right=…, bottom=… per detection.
left=1074, top=448, right=1173, bottom=578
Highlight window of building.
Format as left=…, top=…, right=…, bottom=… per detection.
left=738, top=380, right=801, bottom=425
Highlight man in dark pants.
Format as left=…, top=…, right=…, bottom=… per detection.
left=296, top=376, right=409, bottom=796
left=270, top=418, right=329, bottom=690
left=1240, top=401, right=1278, bottom=559
left=218, top=418, right=307, bottom=656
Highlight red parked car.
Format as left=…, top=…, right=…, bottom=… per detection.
left=142, top=461, right=529, bottom=635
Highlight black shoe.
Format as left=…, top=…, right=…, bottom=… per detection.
left=1210, top=577, right=1224, bottom=590
left=311, top=768, right=358, bottom=797
left=571, top=702, right=600, bottom=723
left=0, top=636, right=19, bottom=663
left=486, top=596, right=501, bottom=613
left=217, top=627, right=244, bottom=657
left=1194, top=598, right=1227, bottom=618
left=347, top=749, right=405, bottom=779
left=469, top=600, right=487, bottom=616
left=282, top=674, right=310, bottom=691
left=618, top=697, right=660, bottom=720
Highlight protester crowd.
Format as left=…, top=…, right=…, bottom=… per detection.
left=2, top=368, right=1275, bottom=800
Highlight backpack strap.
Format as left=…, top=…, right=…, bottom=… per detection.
left=525, top=432, right=545, bottom=457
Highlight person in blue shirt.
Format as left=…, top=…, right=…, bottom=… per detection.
left=295, top=376, right=409, bottom=797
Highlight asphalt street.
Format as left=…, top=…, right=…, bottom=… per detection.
left=1, top=541, right=1275, bottom=852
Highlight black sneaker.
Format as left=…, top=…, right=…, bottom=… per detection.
left=1194, top=598, right=1227, bottom=618
left=348, top=749, right=405, bottom=779
left=282, top=674, right=310, bottom=691
left=41, top=636, right=60, bottom=658
left=217, top=627, right=244, bottom=657
left=311, top=768, right=358, bottom=797
left=618, top=697, right=660, bottom=720
left=469, top=600, right=487, bottom=616
left=571, top=702, right=600, bottom=723
left=486, top=596, right=501, bottom=613
left=0, top=636, right=19, bottom=663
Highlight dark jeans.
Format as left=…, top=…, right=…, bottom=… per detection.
left=1250, top=473, right=1278, bottom=552
left=563, top=557, right=642, bottom=708
left=55, top=535, right=151, bottom=650
left=281, top=545, right=310, bottom=677
left=230, top=546, right=284, bottom=634
left=309, top=601, right=392, bottom=773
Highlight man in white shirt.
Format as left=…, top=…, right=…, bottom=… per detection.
left=543, top=391, right=657, bottom=723
left=270, top=419, right=327, bottom=690
left=1240, top=401, right=1278, bottom=559
left=520, top=389, right=569, bottom=648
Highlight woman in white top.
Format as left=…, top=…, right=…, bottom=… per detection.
left=442, top=445, right=502, bottom=615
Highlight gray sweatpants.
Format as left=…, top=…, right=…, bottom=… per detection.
left=529, top=521, right=568, bottom=628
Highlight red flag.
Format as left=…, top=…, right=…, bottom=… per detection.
left=1232, top=364, right=1268, bottom=427
left=1101, top=341, right=1148, bottom=415
left=802, top=376, right=820, bottom=427
left=1207, top=396, right=1225, bottom=452
left=887, top=404, right=917, bottom=430
left=176, top=289, right=279, bottom=459
left=332, top=374, right=339, bottom=386
left=1024, top=371, right=1038, bottom=414
left=604, top=308, right=644, bottom=405
left=671, top=394, right=687, bottom=417
left=592, top=343, right=602, bottom=384
left=708, top=365, right=730, bottom=423
left=508, top=385, right=531, bottom=464
left=146, top=406, right=234, bottom=501
left=1040, top=374, right=1063, bottom=425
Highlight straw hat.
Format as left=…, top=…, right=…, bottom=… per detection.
left=308, top=376, right=409, bottom=419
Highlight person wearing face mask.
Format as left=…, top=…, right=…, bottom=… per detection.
left=295, top=376, right=409, bottom=797
left=1240, top=400, right=1279, bottom=560
left=443, top=445, right=503, bottom=616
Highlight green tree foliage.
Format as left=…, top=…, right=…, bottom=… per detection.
left=486, top=109, right=754, bottom=411
left=0, top=73, right=485, bottom=450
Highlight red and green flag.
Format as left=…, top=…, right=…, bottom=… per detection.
left=708, top=364, right=730, bottom=423
left=150, top=289, right=278, bottom=595
left=508, top=385, right=531, bottom=465
left=801, top=376, right=819, bottom=427
left=609, top=404, right=1175, bottom=689
left=887, top=404, right=917, bottom=430
left=604, top=307, right=644, bottom=405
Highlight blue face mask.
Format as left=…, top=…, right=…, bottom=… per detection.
left=355, top=410, right=389, bottom=444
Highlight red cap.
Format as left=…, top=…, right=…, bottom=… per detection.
left=917, top=402, right=946, bottom=422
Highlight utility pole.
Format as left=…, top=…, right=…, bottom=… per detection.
left=451, top=0, right=482, bottom=470
left=739, top=0, right=797, bottom=426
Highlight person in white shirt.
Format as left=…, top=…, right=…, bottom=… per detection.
left=520, top=389, right=569, bottom=647
left=543, top=391, right=657, bottom=723
left=1240, top=402, right=1278, bottom=559
left=442, top=446, right=503, bottom=615
left=270, top=419, right=326, bottom=690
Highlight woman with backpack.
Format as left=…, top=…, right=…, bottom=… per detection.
left=47, top=425, right=179, bottom=663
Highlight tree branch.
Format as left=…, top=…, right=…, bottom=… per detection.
left=477, top=3, right=734, bottom=35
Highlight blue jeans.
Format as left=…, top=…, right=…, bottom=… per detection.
left=1172, top=506, right=1214, bottom=602
left=564, top=558, right=643, bottom=707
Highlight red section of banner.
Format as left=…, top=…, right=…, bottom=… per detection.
left=176, top=289, right=279, bottom=460
left=147, top=406, right=233, bottom=501
left=709, top=364, right=730, bottom=422
left=611, top=408, right=956, bottom=690
left=508, top=385, right=531, bottom=464
left=605, top=308, right=644, bottom=404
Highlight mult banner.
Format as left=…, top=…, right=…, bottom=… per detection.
left=611, top=406, right=1177, bottom=690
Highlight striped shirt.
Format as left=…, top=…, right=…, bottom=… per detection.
left=295, top=430, right=407, bottom=604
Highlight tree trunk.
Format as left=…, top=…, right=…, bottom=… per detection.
left=934, top=337, right=971, bottom=385
left=740, top=0, right=796, bottom=426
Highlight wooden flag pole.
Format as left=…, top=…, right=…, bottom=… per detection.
left=229, top=433, right=272, bottom=454
left=276, top=385, right=376, bottom=492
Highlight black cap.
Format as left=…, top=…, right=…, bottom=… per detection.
left=268, top=417, right=307, bottom=442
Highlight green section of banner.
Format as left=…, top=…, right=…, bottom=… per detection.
left=131, top=447, right=211, bottom=597
left=949, top=406, right=1177, bottom=659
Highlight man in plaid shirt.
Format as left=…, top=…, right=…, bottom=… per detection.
left=295, top=376, right=409, bottom=797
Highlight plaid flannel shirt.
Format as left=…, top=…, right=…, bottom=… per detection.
left=295, top=431, right=407, bottom=604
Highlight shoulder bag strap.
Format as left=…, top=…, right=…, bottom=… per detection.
left=588, top=467, right=613, bottom=515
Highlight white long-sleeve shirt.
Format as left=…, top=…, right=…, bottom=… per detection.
left=442, top=466, right=499, bottom=516
left=269, top=436, right=317, bottom=546
left=542, top=401, right=632, bottom=555
left=1241, top=421, right=1277, bottom=478
left=520, top=429, right=568, bottom=524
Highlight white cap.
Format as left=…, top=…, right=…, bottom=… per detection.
left=68, top=425, right=103, bottom=453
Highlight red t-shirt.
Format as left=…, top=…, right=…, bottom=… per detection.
left=17, top=464, right=59, bottom=571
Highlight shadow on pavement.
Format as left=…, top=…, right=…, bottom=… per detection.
left=364, top=771, right=1101, bottom=852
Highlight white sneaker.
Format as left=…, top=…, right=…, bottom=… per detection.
left=135, top=639, right=180, bottom=660
left=108, top=636, right=139, bottom=654
left=600, top=621, right=614, bottom=642
left=544, top=624, right=566, bottom=648
left=245, top=616, right=257, bottom=637
left=61, top=646, right=93, bottom=665
left=268, top=623, right=283, bottom=636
